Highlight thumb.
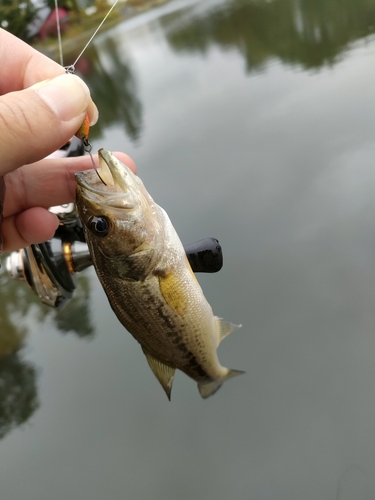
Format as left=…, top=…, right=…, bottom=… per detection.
left=0, top=73, right=98, bottom=176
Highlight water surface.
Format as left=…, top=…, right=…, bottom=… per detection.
left=1, top=1, right=375, bottom=498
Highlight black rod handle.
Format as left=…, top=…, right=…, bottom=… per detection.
left=184, top=237, right=223, bottom=274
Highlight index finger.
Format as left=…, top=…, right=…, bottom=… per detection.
left=0, top=28, right=65, bottom=94
left=3, top=152, right=137, bottom=217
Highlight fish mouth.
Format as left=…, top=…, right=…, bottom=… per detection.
left=75, top=149, right=136, bottom=208
left=97, top=148, right=117, bottom=187
left=98, top=148, right=135, bottom=193
left=75, top=149, right=131, bottom=194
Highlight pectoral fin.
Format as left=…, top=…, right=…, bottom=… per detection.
left=158, top=271, right=188, bottom=316
left=142, top=346, right=176, bottom=400
left=215, top=317, right=242, bottom=345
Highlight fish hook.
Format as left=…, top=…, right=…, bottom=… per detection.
left=73, top=98, right=106, bottom=186
left=82, top=138, right=107, bottom=187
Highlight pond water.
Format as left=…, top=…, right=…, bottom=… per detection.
left=1, top=0, right=375, bottom=498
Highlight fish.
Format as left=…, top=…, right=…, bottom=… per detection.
left=75, top=149, right=244, bottom=399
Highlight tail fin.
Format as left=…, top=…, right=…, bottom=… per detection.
left=198, top=369, right=245, bottom=399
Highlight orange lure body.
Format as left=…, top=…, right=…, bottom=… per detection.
left=75, top=113, right=90, bottom=143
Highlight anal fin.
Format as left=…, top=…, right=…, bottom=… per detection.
left=141, top=346, right=176, bottom=400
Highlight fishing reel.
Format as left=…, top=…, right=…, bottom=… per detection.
left=6, top=203, right=90, bottom=310
left=6, top=223, right=223, bottom=310
left=5, top=140, right=223, bottom=310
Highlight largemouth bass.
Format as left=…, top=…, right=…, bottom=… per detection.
left=75, top=149, right=244, bottom=399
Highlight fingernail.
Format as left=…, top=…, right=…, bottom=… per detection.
left=34, top=74, right=91, bottom=122
left=89, top=102, right=99, bottom=126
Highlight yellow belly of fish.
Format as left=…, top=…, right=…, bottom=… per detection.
left=99, top=265, right=218, bottom=372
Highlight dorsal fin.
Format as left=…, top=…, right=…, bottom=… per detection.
left=215, top=317, right=242, bottom=345
left=141, top=346, right=176, bottom=400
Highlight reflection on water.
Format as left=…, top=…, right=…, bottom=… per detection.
left=68, top=38, right=143, bottom=142
left=1, top=0, right=373, bottom=446
left=53, top=274, right=94, bottom=337
left=0, top=269, right=93, bottom=439
left=0, top=268, right=94, bottom=341
left=29, top=0, right=370, bottom=169
left=0, top=352, right=38, bottom=440
left=60, top=0, right=375, bottom=146
left=1, top=0, right=375, bottom=498
left=163, top=0, right=375, bottom=70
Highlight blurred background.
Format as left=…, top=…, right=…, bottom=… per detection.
left=1, top=0, right=375, bottom=498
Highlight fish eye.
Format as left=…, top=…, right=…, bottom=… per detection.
left=88, top=216, right=111, bottom=237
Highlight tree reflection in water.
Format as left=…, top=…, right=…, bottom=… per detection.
left=70, top=38, right=143, bottom=142
left=0, top=353, right=39, bottom=440
left=162, top=0, right=375, bottom=71
left=0, top=267, right=94, bottom=440
left=55, top=0, right=375, bottom=147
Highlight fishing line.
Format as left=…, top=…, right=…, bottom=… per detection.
left=54, top=0, right=116, bottom=185
left=54, top=0, right=64, bottom=66
left=65, top=0, right=119, bottom=73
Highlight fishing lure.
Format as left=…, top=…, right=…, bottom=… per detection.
left=75, top=112, right=90, bottom=144
left=57, top=0, right=119, bottom=185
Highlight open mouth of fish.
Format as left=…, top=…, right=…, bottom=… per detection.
left=75, top=149, right=137, bottom=209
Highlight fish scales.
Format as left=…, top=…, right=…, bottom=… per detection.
left=75, top=149, right=244, bottom=399
left=88, top=236, right=213, bottom=378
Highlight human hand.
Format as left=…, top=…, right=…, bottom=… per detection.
left=0, top=29, right=136, bottom=252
